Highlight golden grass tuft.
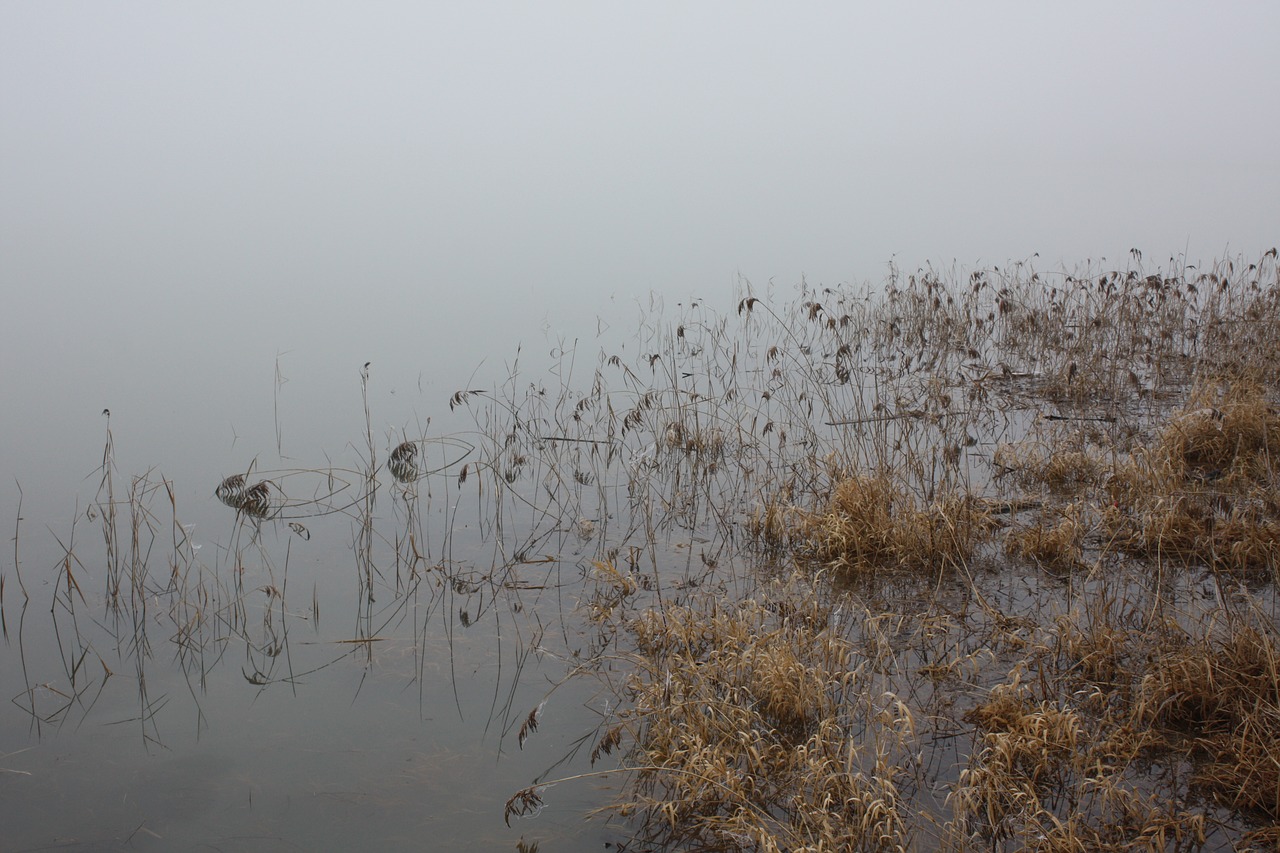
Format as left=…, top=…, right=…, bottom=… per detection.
left=1160, top=381, right=1280, bottom=477
left=799, top=473, right=995, bottom=575
left=1105, top=380, right=1280, bottom=575
left=1134, top=620, right=1280, bottom=820
left=948, top=594, right=1278, bottom=849
left=993, top=442, right=1108, bottom=494
left=615, top=576, right=915, bottom=852
left=1006, top=502, right=1089, bottom=570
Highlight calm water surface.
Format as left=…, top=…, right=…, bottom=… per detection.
left=0, top=309, right=671, bottom=851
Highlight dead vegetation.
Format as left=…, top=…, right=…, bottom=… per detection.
left=795, top=472, right=996, bottom=574
left=951, top=589, right=1280, bottom=852
left=617, top=577, right=915, bottom=852
left=9, top=249, right=1280, bottom=850
left=1106, top=380, right=1280, bottom=575
left=533, top=249, right=1280, bottom=851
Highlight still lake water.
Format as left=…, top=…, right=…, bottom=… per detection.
left=0, top=291, right=700, bottom=851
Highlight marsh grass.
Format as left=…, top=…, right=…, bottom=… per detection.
left=950, top=585, right=1280, bottom=851
left=612, top=574, right=916, bottom=852
left=797, top=471, right=996, bottom=574
left=1105, top=380, right=1280, bottom=575
left=8, top=250, right=1280, bottom=849
left=498, top=250, right=1280, bottom=850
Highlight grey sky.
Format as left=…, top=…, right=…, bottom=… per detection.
left=5, top=4, right=1276, bottom=293
left=2, top=2, right=1278, bottom=480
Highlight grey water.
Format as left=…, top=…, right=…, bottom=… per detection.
left=0, top=327, right=647, bottom=850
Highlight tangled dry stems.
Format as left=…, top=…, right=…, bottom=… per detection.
left=557, top=251, right=1280, bottom=851
left=797, top=472, right=995, bottom=575
left=618, top=576, right=914, bottom=852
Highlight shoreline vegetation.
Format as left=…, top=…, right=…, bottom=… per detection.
left=497, top=249, right=1280, bottom=851
left=6, top=249, right=1279, bottom=851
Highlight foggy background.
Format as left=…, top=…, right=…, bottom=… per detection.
left=2, top=2, right=1277, bottom=499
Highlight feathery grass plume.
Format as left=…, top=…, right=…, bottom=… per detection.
left=517, top=701, right=545, bottom=749
left=388, top=440, right=420, bottom=483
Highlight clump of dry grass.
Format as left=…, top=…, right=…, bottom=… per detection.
left=615, top=575, right=917, bottom=852
left=947, top=588, right=1280, bottom=850
left=992, top=441, right=1109, bottom=494
left=953, top=669, right=1195, bottom=850
left=1005, top=502, right=1090, bottom=570
left=1134, top=619, right=1280, bottom=820
left=1156, top=380, right=1280, bottom=478
left=662, top=419, right=728, bottom=456
left=1106, top=380, right=1280, bottom=575
left=797, top=472, right=995, bottom=575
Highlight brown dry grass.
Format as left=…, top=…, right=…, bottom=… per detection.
left=948, top=594, right=1279, bottom=852
left=1006, top=502, right=1091, bottom=570
left=617, top=575, right=915, bottom=852
left=1134, top=619, right=1280, bottom=820
left=602, top=566, right=1280, bottom=851
left=1107, top=380, right=1280, bottom=574
left=469, top=252, right=1280, bottom=849
left=797, top=472, right=996, bottom=575
left=993, top=442, right=1110, bottom=494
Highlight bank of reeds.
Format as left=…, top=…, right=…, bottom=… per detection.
left=522, top=250, right=1280, bottom=851
left=12, top=248, right=1280, bottom=850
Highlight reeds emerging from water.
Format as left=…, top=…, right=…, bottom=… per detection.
left=497, top=250, right=1280, bottom=850
left=7, top=249, right=1280, bottom=850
